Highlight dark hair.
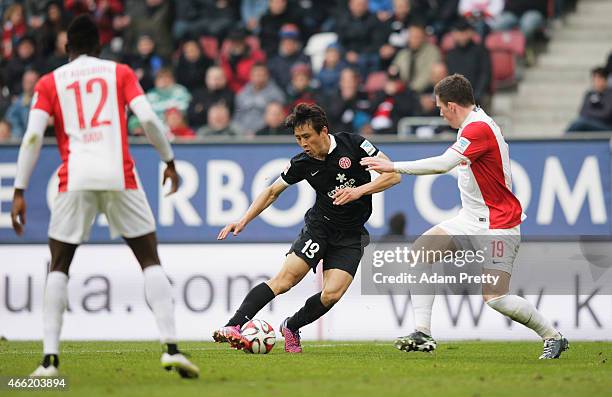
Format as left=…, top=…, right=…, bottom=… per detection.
left=66, top=15, right=100, bottom=55
left=285, top=103, right=329, bottom=134
left=592, top=66, right=609, bottom=79
left=434, top=74, right=475, bottom=106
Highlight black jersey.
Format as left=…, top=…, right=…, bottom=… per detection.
left=280, top=132, right=380, bottom=229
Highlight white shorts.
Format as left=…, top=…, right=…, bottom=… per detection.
left=437, top=211, right=521, bottom=274
left=48, top=190, right=156, bottom=245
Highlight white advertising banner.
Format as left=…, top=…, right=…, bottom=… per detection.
left=1, top=244, right=610, bottom=341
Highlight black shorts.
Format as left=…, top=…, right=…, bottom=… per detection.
left=287, top=217, right=370, bottom=277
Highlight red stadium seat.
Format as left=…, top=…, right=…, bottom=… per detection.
left=485, top=30, right=525, bottom=57
left=199, top=36, right=219, bottom=60
left=485, top=30, right=526, bottom=91
left=364, top=71, right=387, bottom=96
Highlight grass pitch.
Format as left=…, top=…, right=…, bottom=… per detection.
left=1, top=340, right=610, bottom=397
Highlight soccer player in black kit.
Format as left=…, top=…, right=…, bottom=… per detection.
left=213, top=103, right=400, bottom=352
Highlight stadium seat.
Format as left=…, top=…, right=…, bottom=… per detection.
left=199, top=36, right=219, bottom=60
left=485, top=30, right=526, bottom=91
left=364, top=71, right=387, bottom=96
left=485, top=30, right=525, bottom=57
left=304, top=32, right=338, bottom=73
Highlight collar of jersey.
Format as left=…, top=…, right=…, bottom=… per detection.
left=459, top=106, right=479, bottom=131
left=328, top=134, right=337, bottom=154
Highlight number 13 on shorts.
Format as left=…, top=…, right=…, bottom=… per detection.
left=301, top=239, right=320, bottom=259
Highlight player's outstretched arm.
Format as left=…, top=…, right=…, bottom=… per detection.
left=333, top=152, right=401, bottom=206
left=11, top=109, right=50, bottom=235
left=361, top=148, right=464, bottom=175
left=217, top=177, right=289, bottom=240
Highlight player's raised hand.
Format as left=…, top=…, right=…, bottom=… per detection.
left=333, top=186, right=363, bottom=205
left=163, top=160, right=180, bottom=196
left=11, top=189, right=26, bottom=236
left=217, top=221, right=246, bottom=240
left=360, top=157, right=395, bottom=173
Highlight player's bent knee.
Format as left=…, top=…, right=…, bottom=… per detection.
left=320, top=289, right=343, bottom=307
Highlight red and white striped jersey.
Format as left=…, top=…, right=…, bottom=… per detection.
left=32, top=55, right=144, bottom=191
left=449, top=107, right=525, bottom=229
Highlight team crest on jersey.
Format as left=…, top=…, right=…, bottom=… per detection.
left=339, top=157, right=351, bottom=169
left=360, top=139, right=376, bottom=156
left=452, top=137, right=471, bottom=154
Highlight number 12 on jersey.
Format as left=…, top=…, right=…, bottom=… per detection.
left=67, top=78, right=111, bottom=130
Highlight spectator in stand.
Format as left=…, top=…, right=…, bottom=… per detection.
left=320, top=67, right=372, bottom=133
left=379, top=0, right=417, bottom=70
left=241, top=0, right=268, bottom=33
left=0, top=120, right=11, bottom=142
left=370, top=0, right=394, bottom=22
left=392, top=23, right=441, bottom=93
left=255, top=101, right=291, bottom=135
left=174, top=39, right=213, bottom=94
left=173, top=0, right=237, bottom=43
left=370, top=66, right=420, bottom=134
left=197, top=102, right=239, bottom=136
left=4, top=35, right=43, bottom=96
left=65, top=0, right=123, bottom=48
left=34, top=1, right=72, bottom=57
left=268, top=24, right=310, bottom=93
left=335, top=0, right=386, bottom=79
left=165, top=108, right=196, bottom=139
left=316, top=43, right=347, bottom=94
left=259, top=0, right=304, bottom=58
left=491, top=0, right=547, bottom=43
left=0, top=77, right=10, bottom=119
left=122, top=34, right=164, bottom=92
left=188, top=66, right=235, bottom=130
left=458, top=0, right=503, bottom=38
left=566, top=67, right=612, bottom=133
left=220, top=28, right=266, bottom=93
left=5, top=69, right=38, bottom=138
left=419, top=62, right=449, bottom=117
left=2, top=3, right=27, bottom=60
left=411, top=0, right=459, bottom=39
left=44, top=30, right=69, bottom=73
left=119, top=0, right=174, bottom=59
left=233, top=62, right=285, bottom=135
left=445, top=18, right=492, bottom=108
left=129, top=68, right=191, bottom=134
left=286, top=63, right=317, bottom=110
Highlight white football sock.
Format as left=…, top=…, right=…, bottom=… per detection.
left=43, top=271, right=68, bottom=355
left=486, top=295, right=560, bottom=340
left=143, top=265, right=177, bottom=344
left=411, top=263, right=435, bottom=336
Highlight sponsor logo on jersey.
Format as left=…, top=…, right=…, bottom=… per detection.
left=327, top=178, right=356, bottom=198
left=339, top=157, right=352, bottom=169
left=453, top=137, right=471, bottom=154
left=360, top=139, right=376, bottom=156
left=336, top=173, right=347, bottom=183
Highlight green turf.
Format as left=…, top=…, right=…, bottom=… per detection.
left=0, top=340, right=610, bottom=397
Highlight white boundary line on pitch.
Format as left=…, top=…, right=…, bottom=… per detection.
left=0, top=343, right=392, bottom=355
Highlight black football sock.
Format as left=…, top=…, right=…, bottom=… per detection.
left=286, top=292, right=332, bottom=331
left=226, top=283, right=276, bottom=327
left=165, top=343, right=179, bottom=355
left=42, top=354, right=59, bottom=368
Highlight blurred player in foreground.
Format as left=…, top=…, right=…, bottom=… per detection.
left=11, top=16, right=199, bottom=377
left=214, top=103, right=400, bottom=353
left=361, top=74, right=569, bottom=360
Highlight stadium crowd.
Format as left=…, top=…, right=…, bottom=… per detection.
left=0, top=0, right=584, bottom=142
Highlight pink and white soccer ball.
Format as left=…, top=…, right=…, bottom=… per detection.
left=241, top=319, right=276, bottom=354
